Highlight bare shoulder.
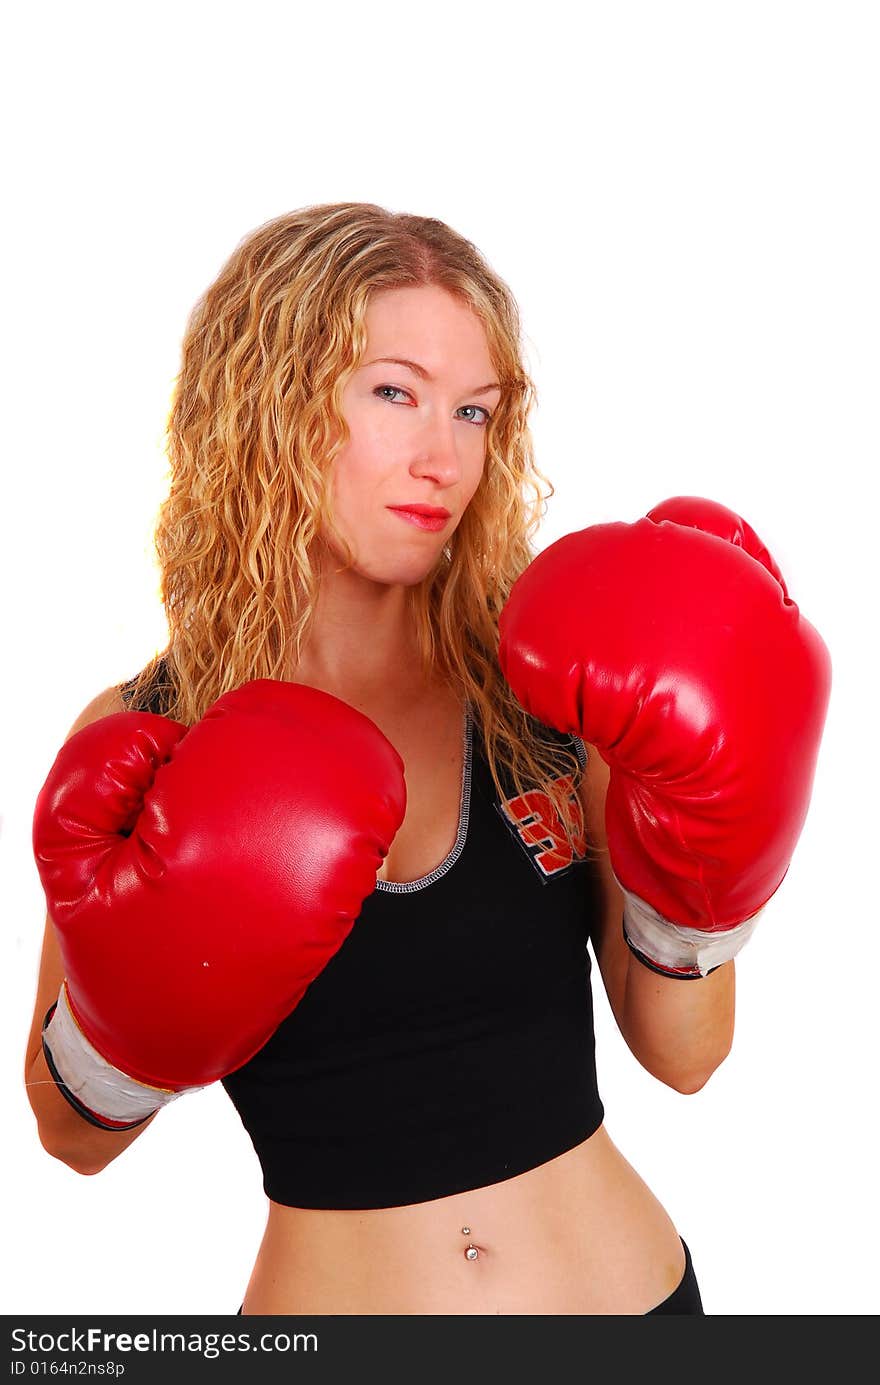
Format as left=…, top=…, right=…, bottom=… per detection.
left=65, top=683, right=128, bottom=737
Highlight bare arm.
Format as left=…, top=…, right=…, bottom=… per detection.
left=23, top=685, right=158, bottom=1175
left=578, top=744, right=735, bottom=1093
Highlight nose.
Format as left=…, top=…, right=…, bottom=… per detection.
left=408, top=415, right=468, bottom=486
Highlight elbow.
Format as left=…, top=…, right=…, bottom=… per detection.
left=633, top=1032, right=733, bottom=1094
left=665, top=1068, right=714, bottom=1096
left=37, top=1127, right=107, bottom=1178
left=47, top=1148, right=107, bottom=1178
left=662, top=1045, right=732, bottom=1095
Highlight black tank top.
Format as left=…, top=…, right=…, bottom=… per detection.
left=120, top=665, right=605, bottom=1209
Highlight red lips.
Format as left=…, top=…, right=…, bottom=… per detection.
left=388, top=504, right=451, bottom=519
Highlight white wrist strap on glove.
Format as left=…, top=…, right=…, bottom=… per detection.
left=43, top=982, right=207, bottom=1126
left=612, top=872, right=764, bottom=978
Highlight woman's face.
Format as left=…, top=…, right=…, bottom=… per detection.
left=324, top=284, right=501, bottom=586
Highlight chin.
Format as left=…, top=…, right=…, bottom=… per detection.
left=374, top=565, right=437, bottom=588
left=325, top=535, right=443, bottom=588
left=356, top=550, right=439, bottom=585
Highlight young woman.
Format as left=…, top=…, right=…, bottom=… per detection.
left=24, top=203, right=830, bottom=1315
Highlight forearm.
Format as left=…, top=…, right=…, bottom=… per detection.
left=621, top=950, right=735, bottom=1092
left=24, top=1046, right=157, bottom=1175
left=595, top=905, right=735, bottom=1092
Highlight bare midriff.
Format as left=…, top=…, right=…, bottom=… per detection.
left=239, top=1125, right=686, bottom=1315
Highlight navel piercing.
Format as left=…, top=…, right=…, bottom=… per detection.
left=461, top=1226, right=485, bottom=1261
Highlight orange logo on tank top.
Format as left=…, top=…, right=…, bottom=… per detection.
left=497, top=772, right=587, bottom=879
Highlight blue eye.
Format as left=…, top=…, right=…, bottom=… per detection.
left=374, top=386, right=492, bottom=426
left=457, top=405, right=492, bottom=426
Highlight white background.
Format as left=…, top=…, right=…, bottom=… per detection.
left=2, top=1, right=876, bottom=1316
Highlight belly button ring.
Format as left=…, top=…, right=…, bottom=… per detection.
left=461, top=1226, right=484, bottom=1261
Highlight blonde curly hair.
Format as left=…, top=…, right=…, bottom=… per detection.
left=122, top=202, right=589, bottom=858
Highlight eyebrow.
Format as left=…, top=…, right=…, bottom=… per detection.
left=364, top=357, right=502, bottom=396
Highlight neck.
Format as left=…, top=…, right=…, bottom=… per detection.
left=288, top=558, right=429, bottom=700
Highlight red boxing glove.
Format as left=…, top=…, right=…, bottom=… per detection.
left=498, top=496, right=832, bottom=977
left=33, top=680, right=406, bottom=1123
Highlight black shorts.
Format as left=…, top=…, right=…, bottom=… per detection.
left=645, top=1237, right=704, bottom=1314
left=235, top=1236, right=704, bottom=1315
